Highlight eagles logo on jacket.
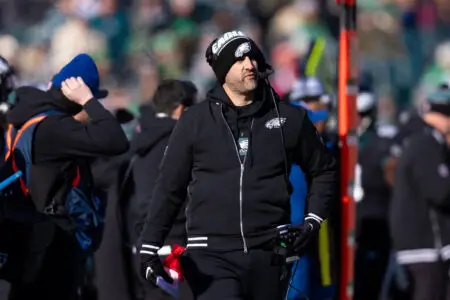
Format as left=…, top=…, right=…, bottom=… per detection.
left=140, top=82, right=337, bottom=252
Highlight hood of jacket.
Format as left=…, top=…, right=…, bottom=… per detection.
left=205, top=80, right=279, bottom=167
left=132, top=106, right=176, bottom=156
left=206, top=83, right=269, bottom=118
left=7, top=86, right=83, bottom=127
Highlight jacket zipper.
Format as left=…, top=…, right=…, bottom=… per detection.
left=220, top=106, right=254, bottom=253
left=429, top=208, right=443, bottom=256
left=185, top=186, right=191, bottom=234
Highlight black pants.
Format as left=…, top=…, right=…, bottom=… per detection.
left=180, top=248, right=290, bottom=300
left=8, top=225, right=85, bottom=300
left=354, top=218, right=390, bottom=300
left=407, top=261, right=450, bottom=300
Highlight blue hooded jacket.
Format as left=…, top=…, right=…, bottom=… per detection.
left=288, top=102, right=330, bottom=299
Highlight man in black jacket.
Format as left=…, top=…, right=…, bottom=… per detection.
left=6, top=54, right=129, bottom=300
left=132, top=80, right=197, bottom=243
left=131, top=79, right=196, bottom=300
left=139, top=30, right=337, bottom=300
left=390, top=84, right=450, bottom=300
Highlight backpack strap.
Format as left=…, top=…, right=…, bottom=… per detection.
left=5, top=116, right=47, bottom=160
left=5, top=124, right=12, bottom=156
left=4, top=110, right=61, bottom=161
left=5, top=115, right=48, bottom=195
left=4, top=110, right=60, bottom=195
left=72, top=167, right=81, bottom=187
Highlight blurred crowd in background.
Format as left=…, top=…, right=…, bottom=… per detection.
left=0, top=0, right=449, bottom=119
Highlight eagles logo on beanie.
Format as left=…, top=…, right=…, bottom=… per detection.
left=205, top=30, right=271, bottom=84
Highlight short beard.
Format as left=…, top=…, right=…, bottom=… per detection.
left=226, top=80, right=257, bottom=95
left=242, top=78, right=258, bottom=92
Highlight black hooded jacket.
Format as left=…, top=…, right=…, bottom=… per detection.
left=356, top=124, right=396, bottom=223
left=390, top=109, right=427, bottom=158
left=140, top=82, right=337, bottom=251
left=390, top=127, right=450, bottom=264
left=131, top=106, right=186, bottom=243
left=6, top=86, right=129, bottom=211
left=216, top=86, right=265, bottom=164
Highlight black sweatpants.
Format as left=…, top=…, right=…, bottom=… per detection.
left=407, top=261, right=450, bottom=300
left=180, top=248, right=290, bottom=300
left=8, top=225, right=85, bottom=300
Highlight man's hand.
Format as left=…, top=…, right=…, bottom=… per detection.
left=140, top=245, right=173, bottom=286
left=61, top=77, right=94, bottom=106
left=292, top=219, right=321, bottom=255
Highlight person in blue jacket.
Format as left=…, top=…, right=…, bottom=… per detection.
left=287, top=77, right=337, bottom=300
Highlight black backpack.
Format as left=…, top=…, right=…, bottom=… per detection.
left=0, top=111, right=105, bottom=282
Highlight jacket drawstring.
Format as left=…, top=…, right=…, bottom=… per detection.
left=248, top=128, right=254, bottom=167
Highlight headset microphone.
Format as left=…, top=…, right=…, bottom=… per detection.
left=258, top=66, right=275, bottom=80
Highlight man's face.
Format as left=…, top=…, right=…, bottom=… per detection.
left=423, top=112, right=450, bottom=134
left=224, top=56, right=259, bottom=94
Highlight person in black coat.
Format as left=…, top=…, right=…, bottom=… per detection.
left=390, top=84, right=450, bottom=300
left=131, top=79, right=196, bottom=300
left=353, top=92, right=398, bottom=300
left=5, top=54, right=129, bottom=300
left=139, top=30, right=337, bottom=300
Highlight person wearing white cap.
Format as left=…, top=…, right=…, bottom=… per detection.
left=289, top=77, right=334, bottom=141
left=353, top=91, right=399, bottom=300
left=289, top=77, right=326, bottom=103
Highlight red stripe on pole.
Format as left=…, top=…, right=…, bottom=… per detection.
left=338, top=23, right=358, bottom=300
left=336, top=0, right=356, bottom=7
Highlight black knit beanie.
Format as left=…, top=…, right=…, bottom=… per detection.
left=205, top=30, right=271, bottom=84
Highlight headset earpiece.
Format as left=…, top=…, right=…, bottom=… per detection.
left=206, top=53, right=214, bottom=65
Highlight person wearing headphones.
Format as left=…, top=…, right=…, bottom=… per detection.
left=138, top=30, right=338, bottom=300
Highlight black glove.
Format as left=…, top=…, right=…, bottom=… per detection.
left=139, top=244, right=173, bottom=285
left=292, top=219, right=321, bottom=255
